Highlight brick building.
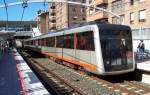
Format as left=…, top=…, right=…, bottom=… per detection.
left=86, top=0, right=108, bottom=22
left=48, top=0, right=86, bottom=30
left=36, top=10, right=49, bottom=33
left=108, top=0, right=150, bottom=30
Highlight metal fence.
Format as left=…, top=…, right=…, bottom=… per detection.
left=132, top=28, right=150, bottom=62
left=132, top=28, right=150, bottom=40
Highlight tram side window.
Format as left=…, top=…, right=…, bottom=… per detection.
left=63, top=34, right=74, bottom=49
left=33, top=40, right=35, bottom=45
left=76, top=31, right=95, bottom=51
left=28, top=41, right=30, bottom=45
left=56, top=36, right=64, bottom=48
left=44, top=38, right=47, bottom=46
left=125, top=30, right=132, bottom=51
left=41, top=39, right=45, bottom=46
left=48, top=37, right=55, bottom=47
left=31, top=40, right=34, bottom=45
left=38, top=39, right=41, bottom=46
left=45, top=38, right=49, bottom=46
left=35, top=40, right=38, bottom=46
left=46, top=38, right=49, bottom=46
left=30, top=41, right=31, bottom=45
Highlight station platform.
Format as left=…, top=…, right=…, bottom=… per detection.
left=137, top=60, right=150, bottom=72
left=0, top=49, right=50, bottom=95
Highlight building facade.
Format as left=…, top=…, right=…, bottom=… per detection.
left=108, top=0, right=150, bottom=54
left=108, top=0, right=150, bottom=30
left=36, top=10, right=49, bottom=33
left=0, top=20, right=37, bottom=32
left=86, top=0, right=108, bottom=22
left=48, top=3, right=57, bottom=31
left=48, top=0, right=86, bottom=30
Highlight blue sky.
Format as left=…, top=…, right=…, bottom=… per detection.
left=0, top=0, right=48, bottom=21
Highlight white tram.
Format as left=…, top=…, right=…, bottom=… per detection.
left=24, top=22, right=135, bottom=75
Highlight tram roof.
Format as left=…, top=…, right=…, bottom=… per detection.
left=48, top=21, right=130, bottom=33
left=25, top=21, right=131, bottom=41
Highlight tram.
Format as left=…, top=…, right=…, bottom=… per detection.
left=24, top=22, right=135, bottom=75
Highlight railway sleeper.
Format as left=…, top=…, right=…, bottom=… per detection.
left=56, top=89, right=73, bottom=94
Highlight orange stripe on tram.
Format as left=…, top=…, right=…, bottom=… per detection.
left=42, top=52, right=97, bottom=71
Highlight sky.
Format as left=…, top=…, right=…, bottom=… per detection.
left=0, top=0, right=48, bottom=21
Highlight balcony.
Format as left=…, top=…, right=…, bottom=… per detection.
left=51, top=19, right=56, bottom=23
left=51, top=23, right=56, bottom=27
left=95, top=0, right=108, bottom=5
left=50, top=16, right=56, bottom=22
left=50, top=23, right=56, bottom=30
left=87, top=11, right=108, bottom=21
left=51, top=5, right=55, bottom=9
left=50, top=16, right=56, bottom=20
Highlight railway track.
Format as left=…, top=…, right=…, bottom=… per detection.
left=19, top=49, right=150, bottom=95
left=20, top=50, right=86, bottom=95
left=115, top=81, right=150, bottom=95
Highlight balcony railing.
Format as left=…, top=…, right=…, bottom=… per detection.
left=89, top=11, right=108, bottom=20
left=51, top=6, right=55, bottom=9
left=95, top=0, right=108, bottom=5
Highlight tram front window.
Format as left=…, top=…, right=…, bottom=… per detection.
left=100, top=28, right=133, bottom=72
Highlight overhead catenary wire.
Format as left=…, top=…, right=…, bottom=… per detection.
left=21, top=6, right=26, bottom=22
left=20, top=0, right=28, bottom=24
left=43, top=0, right=46, bottom=8
left=3, top=0, right=8, bottom=31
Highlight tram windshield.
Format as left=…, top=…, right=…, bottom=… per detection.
left=99, top=26, right=133, bottom=72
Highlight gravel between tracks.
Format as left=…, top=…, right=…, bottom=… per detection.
left=34, top=58, right=122, bottom=95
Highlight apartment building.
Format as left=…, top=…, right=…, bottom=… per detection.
left=86, top=0, right=108, bottom=22
left=108, top=0, right=150, bottom=30
left=48, top=3, right=57, bottom=31
left=36, top=10, right=49, bottom=33
left=48, top=0, right=86, bottom=30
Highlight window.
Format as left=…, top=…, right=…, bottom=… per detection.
left=76, top=31, right=95, bottom=51
left=38, top=39, right=41, bottom=46
left=82, top=17, right=86, bottom=20
left=100, top=28, right=133, bottom=71
left=82, top=0, right=86, bottom=3
left=111, top=0, right=124, bottom=13
left=35, top=40, right=38, bottom=46
left=72, top=7, right=76, bottom=12
left=73, top=16, right=78, bottom=20
left=130, top=12, right=134, bottom=23
left=42, top=38, right=47, bottom=46
left=112, top=17, right=120, bottom=24
left=81, top=7, right=86, bottom=13
left=41, top=39, right=45, bottom=46
left=89, top=0, right=93, bottom=4
left=139, top=0, right=145, bottom=2
left=130, top=0, right=134, bottom=5
left=56, top=36, right=63, bottom=48
left=139, top=10, right=146, bottom=22
left=63, top=34, right=74, bottom=49
left=89, top=7, right=94, bottom=15
left=47, top=37, right=55, bottom=47
left=120, top=15, right=125, bottom=24
left=112, top=17, right=117, bottom=24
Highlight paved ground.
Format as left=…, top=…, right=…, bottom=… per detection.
left=0, top=51, right=21, bottom=95
left=13, top=49, right=50, bottom=95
